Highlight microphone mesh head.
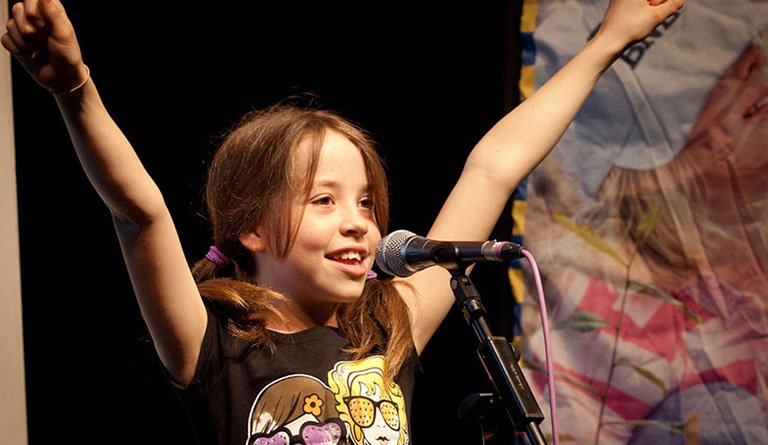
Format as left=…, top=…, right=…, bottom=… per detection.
left=375, top=229, right=416, bottom=277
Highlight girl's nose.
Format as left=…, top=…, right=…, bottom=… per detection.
left=341, top=207, right=369, bottom=237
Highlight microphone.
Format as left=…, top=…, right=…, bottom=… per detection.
left=375, top=229, right=524, bottom=277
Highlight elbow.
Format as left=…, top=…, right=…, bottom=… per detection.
left=109, top=185, right=172, bottom=230
left=462, top=155, right=523, bottom=198
left=464, top=137, right=539, bottom=195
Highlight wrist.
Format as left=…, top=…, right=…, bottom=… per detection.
left=585, top=30, right=629, bottom=65
left=50, top=65, right=90, bottom=95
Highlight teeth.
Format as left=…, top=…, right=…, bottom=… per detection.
left=746, top=95, right=768, bottom=117
left=337, top=251, right=361, bottom=261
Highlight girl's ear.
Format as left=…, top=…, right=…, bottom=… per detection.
left=239, top=230, right=267, bottom=253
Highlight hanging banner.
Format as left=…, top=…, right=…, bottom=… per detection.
left=519, top=1, right=768, bottom=443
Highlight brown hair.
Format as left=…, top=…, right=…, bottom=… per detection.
left=249, top=375, right=340, bottom=433
left=190, top=104, right=413, bottom=380
left=589, top=148, right=708, bottom=278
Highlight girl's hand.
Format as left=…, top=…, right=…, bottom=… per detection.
left=1, top=0, right=88, bottom=94
left=597, top=0, right=685, bottom=53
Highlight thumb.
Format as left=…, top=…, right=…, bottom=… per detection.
left=655, top=0, right=685, bottom=17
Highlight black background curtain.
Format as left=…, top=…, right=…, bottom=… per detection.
left=12, top=2, right=523, bottom=443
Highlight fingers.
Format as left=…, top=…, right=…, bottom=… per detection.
left=647, top=0, right=684, bottom=8
left=6, top=1, right=44, bottom=56
left=23, top=0, right=45, bottom=29
left=4, top=0, right=54, bottom=59
left=650, top=0, right=685, bottom=15
left=38, top=0, right=74, bottom=43
left=3, top=0, right=86, bottom=94
left=0, top=32, right=24, bottom=55
left=3, top=0, right=74, bottom=54
left=664, top=0, right=685, bottom=14
left=653, top=0, right=684, bottom=27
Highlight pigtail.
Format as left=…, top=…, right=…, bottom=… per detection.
left=338, top=278, right=415, bottom=383
left=191, top=251, right=286, bottom=347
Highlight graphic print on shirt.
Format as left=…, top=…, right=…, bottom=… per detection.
left=328, top=356, right=409, bottom=445
left=247, top=374, right=347, bottom=445
left=245, top=356, right=408, bottom=445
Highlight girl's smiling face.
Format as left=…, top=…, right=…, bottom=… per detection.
left=253, top=130, right=381, bottom=322
left=686, top=36, right=768, bottom=179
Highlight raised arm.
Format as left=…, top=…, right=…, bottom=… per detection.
left=2, top=0, right=206, bottom=385
left=399, top=0, right=685, bottom=352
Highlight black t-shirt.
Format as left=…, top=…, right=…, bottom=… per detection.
left=178, top=306, right=418, bottom=445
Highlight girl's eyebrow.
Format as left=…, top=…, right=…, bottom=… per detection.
left=312, top=178, right=341, bottom=188
left=308, top=179, right=341, bottom=194
left=311, top=178, right=372, bottom=194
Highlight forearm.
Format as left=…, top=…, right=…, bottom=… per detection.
left=409, top=34, right=625, bottom=351
left=467, top=32, right=624, bottom=193
left=397, top=0, right=684, bottom=352
left=54, top=78, right=166, bottom=225
left=55, top=78, right=207, bottom=383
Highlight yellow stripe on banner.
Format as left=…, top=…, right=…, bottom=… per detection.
left=508, top=267, right=525, bottom=304
left=514, top=0, right=539, bottom=311
left=520, top=0, right=539, bottom=34
left=512, top=199, right=527, bottom=235
left=510, top=200, right=527, bottom=304
left=519, top=65, right=536, bottom=100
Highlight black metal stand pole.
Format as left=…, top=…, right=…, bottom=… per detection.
left=449, top=266, right=547, bottom=445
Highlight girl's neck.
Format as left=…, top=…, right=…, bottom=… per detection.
left=266, top=299, right=340, bottom=334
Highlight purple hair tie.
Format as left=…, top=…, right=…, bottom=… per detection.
left=206, top=245, right=230, bottom=268
left=366, top=269, right=378, bottom=280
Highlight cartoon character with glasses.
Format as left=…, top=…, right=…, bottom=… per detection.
left=247, top=375, right=348, bottom=445
left=329, top=357, right=409, bottom=445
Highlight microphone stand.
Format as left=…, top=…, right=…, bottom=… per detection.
left=447, top=262, right=547, bottom=445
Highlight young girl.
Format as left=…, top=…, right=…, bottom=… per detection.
left=2, top=0, right=684, bottom=444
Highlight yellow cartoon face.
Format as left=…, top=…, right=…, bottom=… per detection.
left=329, top=356, right=409, bottom=445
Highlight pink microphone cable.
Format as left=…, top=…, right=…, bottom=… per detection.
left=521, top=248, right=559, bottom=445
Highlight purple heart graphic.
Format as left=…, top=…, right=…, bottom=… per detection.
left=252, top=431, right=290, bottom=445
left=301, top=420, right=343, bottom=445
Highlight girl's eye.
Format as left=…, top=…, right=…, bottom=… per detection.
left=312, top=196, right=333, bottom=206
left=359, top=198, right=374, bottom=209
